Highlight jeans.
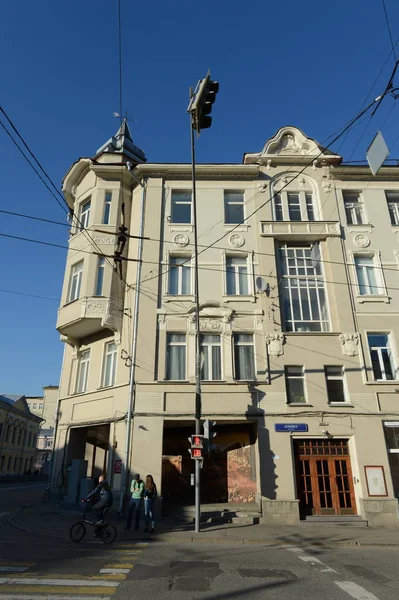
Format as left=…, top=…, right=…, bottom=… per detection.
left=126, top=498, right=142, bottom=529
left=92, top=499, right=110, bottom=535
left=144, top=498, right=155, bottom=529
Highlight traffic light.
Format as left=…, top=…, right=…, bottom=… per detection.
left=188, top=434, right=204, bottom=460
left=189, top=71, right=220, bottom=134
left=203, top=420, right=217, bottom=455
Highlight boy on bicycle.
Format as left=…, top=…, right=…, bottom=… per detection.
left=82, top=474, right=113, bottom=535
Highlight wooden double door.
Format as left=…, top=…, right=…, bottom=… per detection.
left=295, top=439, right=356, bottom=516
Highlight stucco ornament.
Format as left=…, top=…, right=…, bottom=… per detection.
left=339, top=333, right=359, bottom=357
left=265, top=333, right=285, bottom=357
left=173, top=234, right=189, bottom=247
left=354, top=234, right=370, bottom=248
left=229, top=234, right=245, bottom=248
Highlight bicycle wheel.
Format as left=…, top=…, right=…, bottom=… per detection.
left=100, top=523, right=117, bottom=544
left=69, top=521, right=86, bottom=543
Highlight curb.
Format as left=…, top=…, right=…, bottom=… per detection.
left=7, top=506, right=399, bottom=548
left=153, top=534, right=399, bottom=548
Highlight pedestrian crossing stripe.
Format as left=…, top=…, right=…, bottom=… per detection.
left=0, top=578, right=119, bottom=587
left=1, top=574, right=123, bottom=582
left=104, top=563, right=134, bottom=569
left=0, top=566, right=30, bottom=572
left=0, top=562, right=34, bottom=567
left=0, top=585, right=116, bottom=595
left=0, top=596, right=112, bottom=600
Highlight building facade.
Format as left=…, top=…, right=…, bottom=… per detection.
left=0, top=394, right=42, bottom=475
left=53, top=124, right=399, bottom=526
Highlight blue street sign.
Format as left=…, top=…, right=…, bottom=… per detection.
left=275, top=423, right=308, bottom=432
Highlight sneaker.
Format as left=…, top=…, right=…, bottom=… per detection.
left=123, top=525, right=131, bottom=530
left=144, top=527, right=149, bottom=533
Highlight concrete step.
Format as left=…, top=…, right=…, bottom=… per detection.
left=302, top=515, right=368, bottom=527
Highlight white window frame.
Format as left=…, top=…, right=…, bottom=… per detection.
left=233, top=333, right=256, bottom=381
left=367, top=332, right=399, bottom=381
left=354, top=253, right=384, bottom=296
left=224, top=190, right=245, bottom=224
left=285, top=365, right=307, bottom=404
left=384, top=422, right=399, bottom=454
left=103, top=191, right=112, bottom=224
left=273, top=189, right=318, bottom=221
left=349, top=251, right=388, bottom=303
left=200, top=334, right=222, bottom=381
left=171, top=190, right=192, bottom=224
left=325, top=366, right=348, bottom=404
left=224, top=254, right=254, bottom=298
left=343, top=191, right=366, bottom=225
left=75, top=349, right=90, bottom=394
left=95, top=256, right=106, bottom=296
left=165, top=333, right=187, bottom=381
left=67, top=260, right=84, bottom=303
left=78, top=197, right=91, bottom=230
left=278, top=243, right=330, bottom=332
left=167, top=255, right=193, bottom=296
left=101, top=341, right=118, bottom=388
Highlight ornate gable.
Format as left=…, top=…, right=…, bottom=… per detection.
left=243, top=126, right=342, bottom=166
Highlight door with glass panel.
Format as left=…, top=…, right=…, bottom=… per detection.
left=295, top=440, right=356, bottom=516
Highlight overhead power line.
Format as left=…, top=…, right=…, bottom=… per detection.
left=381, top=0, right=397, bottom=63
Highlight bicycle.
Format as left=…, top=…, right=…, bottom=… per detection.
left=69, top=500, right=117, bottom=544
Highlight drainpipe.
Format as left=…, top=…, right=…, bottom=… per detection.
left=119, top=168, right=147, bottom=514
left=49, top=345, right=66, bottom=488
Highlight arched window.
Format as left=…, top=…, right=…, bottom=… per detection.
left=272, top=175, right=319, bottom=222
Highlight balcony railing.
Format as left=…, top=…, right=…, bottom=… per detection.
left=260, top=221, right=341, bottom=240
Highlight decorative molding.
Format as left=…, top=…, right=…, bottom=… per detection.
left=265, top=333, right=285, bottom=357
left=173, top=234, right=189, bottom=247
left=158, top=313, right=166, bottom=328
left=200, top=319, right=222, bottom=331
left=322, top=180, right=332, bottom=193
left=339, top=332, right=359, bottom=357
left=354, top=234, right=370, bottom=248
left=229, top=233, right=245, bottom=248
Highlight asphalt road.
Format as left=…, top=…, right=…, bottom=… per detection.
left=1, top=483, right=399, bottom=599
left=0, top=481, right=45, bottom=514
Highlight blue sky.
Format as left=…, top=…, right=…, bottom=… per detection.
left=1, top=0, right=399, bottom=395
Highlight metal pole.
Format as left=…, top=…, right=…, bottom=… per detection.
left=190, top=111, right=201, bottom=533
left=119, top=172, right=147, bottom=515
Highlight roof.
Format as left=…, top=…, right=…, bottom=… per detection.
left=94, top=119, right=147, bottom=163
left=0, top=394, right=24, bottom=406
left=39, top=427, right=54, bottom=437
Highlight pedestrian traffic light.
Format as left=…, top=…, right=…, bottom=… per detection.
left=188, top=434, right=204, bottom=459
left=191, top=435, right=204, bottom=449
left=203, top=420, right=217, bottom=454
left=188, top=71, right=220, bottom=134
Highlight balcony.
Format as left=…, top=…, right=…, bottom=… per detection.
left=260, top=221, right=341, bottom=241
left=56, top=296, right=123, bottom=341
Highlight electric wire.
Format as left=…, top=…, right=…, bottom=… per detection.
left=382, top=0, right=397, bottom=63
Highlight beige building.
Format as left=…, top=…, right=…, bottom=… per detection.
left=0, top=394, right=42, bottom=475
left=53, top=123, right=399, bottom=526
left=27, top=385, right=59, bottom=430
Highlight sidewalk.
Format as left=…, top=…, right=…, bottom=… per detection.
left=8, top=501, right=399, bottom=548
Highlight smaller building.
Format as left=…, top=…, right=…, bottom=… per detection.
left=0, top=394, right=42, bottom=475
left=26, top=386, right=58, bottom=430
left=35, top=427, right=54, bottom=475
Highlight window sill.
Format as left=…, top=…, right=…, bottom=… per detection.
left=365, top=380, right=399, bottom=385
left=347, top=224, right=373, bottom=233
left=287, top=403, right=313, bottom=407
left=223, top=224, right=250, bottom=233
left=164, top=295, right=195, bottom=303
left=328, top=403, right=354, bottom=407
left=159, top=380, right=190, bottom=384
left=223, top=295, right=256, bottom=303
left=168, top=224, right=194, bottom=233
left=356, top=294, right=390, bottom=304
